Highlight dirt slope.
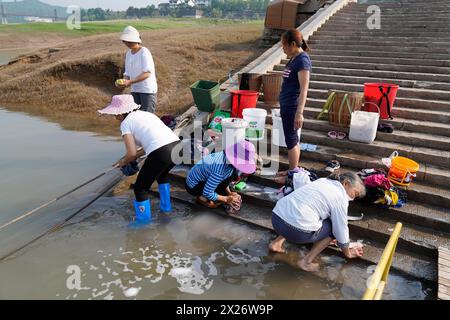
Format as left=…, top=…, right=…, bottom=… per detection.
left=0, top=25, right=265, bottom=136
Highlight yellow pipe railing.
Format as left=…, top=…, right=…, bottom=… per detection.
left=362, top=222, right=402, bottom=300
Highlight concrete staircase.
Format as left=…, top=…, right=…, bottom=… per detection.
left=166, top=0, right=450, bottom=286
left=260, top=0, right=450, bottom=281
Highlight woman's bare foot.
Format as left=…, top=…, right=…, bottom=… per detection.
left=196, top=196, right=219, bottom=209
left=268, top=236, right=286, bottom=253
left=297, top=259, right=320, bottom=272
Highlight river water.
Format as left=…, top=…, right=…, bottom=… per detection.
left=0, top=49, right=27, bottom=66
left=0, top=50, right=433, bottom=300
left=0, top=110, right=433, bottom=299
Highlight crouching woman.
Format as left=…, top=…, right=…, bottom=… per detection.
left=98, top=94, right=180, bottom=223
left=185, top=140, right=256, bottom=209
left=269, top=172, right=366, bottom=272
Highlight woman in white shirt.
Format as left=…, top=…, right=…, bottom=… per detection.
left=269, top=172, right=366, bottom=272
left=98, top=95, right=180, bottom=224
left=116, top=26, right=158, bottom=113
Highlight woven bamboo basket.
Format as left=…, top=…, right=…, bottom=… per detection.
left=327, top=90, right=364, bottom=128
left=262, top=73, right=283, bottom=106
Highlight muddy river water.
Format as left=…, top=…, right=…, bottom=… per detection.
left=0, top=108, right=434, bottom=300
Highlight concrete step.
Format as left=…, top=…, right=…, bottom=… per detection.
left=333, top=12, right=450, bottom=19
left=341, top=7, right=450, bottom=14
left=306, top=64, right=450, bottom=84
left=309, top=43, right=450, bottom=55
left=258, top=98, right=450, bottom=137
left=282, top=55, right=450, bottom=68
left=300, top=88, right=450, bottom=120
left=319, top=24, right=450, bottom=35
left=266, top=125, right=450, bottom=169
left=322, top=21, right=450, bottom=29
left=160, top=173, right=438, bottom=282
left=349, top=215, right=448, bottom=258
left=330, top=16, right=450, bottom=24
left=297, top=117, right=450, bottom=152
left=305, top=80, right=450, bottom=101
left=321, top=25, right=450, bottom=33
left=248, top=170, right=450, bottom=233
left=308, top=39, right=450, bottom=49
left=221, top=172, right=450, bottom=259
left=308, top=47, right=450, bottom=61
left=313, top=31, right=450, bottom=42
left=308, top=37, right=450, bottom=54
left=309, top=73, right=450, bottom=92
left=309, top=61, right=450, bottom=80
left=257, top=142, right=450, bottom=210
left=259, top=125, right=450, bottom=189
left=271, top=65, right=450, bottom=87
left=254, top=108, right=450, bottom=187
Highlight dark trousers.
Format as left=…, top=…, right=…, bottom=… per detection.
left=131, top=92, right=157, bottom=113
left=134, top=141, right=179, bottom=202
left=280, top=104, right=300, bottom=150
left=184, top=178, right=232, bottom=200
left=271, top=213, right=333, bottom=244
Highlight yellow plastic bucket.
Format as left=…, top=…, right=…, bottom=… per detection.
left=388, top=156, right=419, bottom=186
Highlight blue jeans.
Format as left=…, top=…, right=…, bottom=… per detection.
left=271, top=213, right=333, bottom=244
left=131, top=92, right=157, bottom=113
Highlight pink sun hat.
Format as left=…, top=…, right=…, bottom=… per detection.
left=225, top=140, right=257, bottom=174
left=98, top=94, right=141, bottom=115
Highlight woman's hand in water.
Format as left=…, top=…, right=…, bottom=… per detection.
left=226, top=194, right=241, bottom=207
left=348, top=246, right=364, bottom=258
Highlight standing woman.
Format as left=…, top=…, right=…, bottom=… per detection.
left=98, top=95, right=180, bottom=223
left=117, top=26, right=158, bottom=113
left=279, top=29, right=312, bottom=170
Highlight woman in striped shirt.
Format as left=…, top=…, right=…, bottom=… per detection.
left=185, top=140, right=256, bottom=208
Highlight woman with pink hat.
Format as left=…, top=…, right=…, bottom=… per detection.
left=116, top=26, right=158, bottom=113
left=185, top=140, right=256, bottom=209
left=98, top=94, right=180, bottom=224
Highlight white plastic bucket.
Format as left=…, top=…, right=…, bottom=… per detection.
left=242, top=108, right=267, bottom=141
left=271, top=109, right=301, bottom=148
left=349, top=108, right=380, bottom=144
left=221, top=118, right=248, bottom=150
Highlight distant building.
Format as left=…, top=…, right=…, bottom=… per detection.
left=24, top=16, right=53, bottom=23
left=196, top=0, right=211, bottom=7
left=167, top=0, right=211, bottom=8
left=169, top=0, right=183, bottom=8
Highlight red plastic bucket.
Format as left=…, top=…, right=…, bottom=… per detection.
left=363, top=83, right=399, bottom=120
left=230, top=90, right=259, bottom=118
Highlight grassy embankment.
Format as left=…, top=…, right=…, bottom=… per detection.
left=0, top=19, right=265, bottom=136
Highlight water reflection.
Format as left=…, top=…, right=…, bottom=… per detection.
left=0, top=195, right=431, bottom=300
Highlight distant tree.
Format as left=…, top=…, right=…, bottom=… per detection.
left=126, top=6, right=136, bottom=18
left=211, top=8, right=222, bottom=18
left=158, top=4, right=171, bottom=16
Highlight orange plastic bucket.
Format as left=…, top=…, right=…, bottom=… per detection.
left=388, top=156, right=420, bottom=186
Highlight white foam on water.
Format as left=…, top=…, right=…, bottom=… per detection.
left=367, top=265, right=377, bottom=274
left=224, top=248, right=261, bottom=264
left=170, top=267, right=192, bottom=277
left=104, top=292, right=114, bottom=300
left=123, top=287, right=141, bottom=298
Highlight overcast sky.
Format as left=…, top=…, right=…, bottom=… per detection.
left=39, top=0, right=163, bottom=11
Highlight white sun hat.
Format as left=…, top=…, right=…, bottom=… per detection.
left=120, top=26, right=141, bottom=43
left=98, top=95, right=141, bottom=115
